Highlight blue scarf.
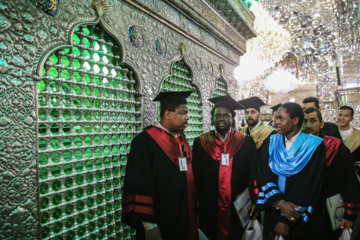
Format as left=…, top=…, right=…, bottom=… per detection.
left=269, top=133, right=322, bottom=193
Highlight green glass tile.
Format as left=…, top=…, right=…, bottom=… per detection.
left=38, top=123, right=47, bottom=136
left=75, top=162, right=83, bottom=173
left=41, top=226, right=50, bottom=239
left=50, top=95, right=60, bottom=107
left=53, top=208, right=62, bottom=220
left=84, top=86, right=91, bottom=96
left=111, top=135, right=118, bottom=144
left=119, top=124, right=125, bottom=132
left=74, top=110, right=81, bottom=120
left=50, top=138, right=60, bottom=149
left=39, top=182, right=49, bottom=195
left=85, top=160, right=93, bottom=171
left=62, top=110, right=71, bottom=121
left=127, top=124, right=132, bottom=132
left=86, top=186, right=94, bottom=196
left=120, top=156, right=127, bottom=165
left=75, top=150, right=83, bottom=160
left=111, top=91, right=117, bottom=99
left=103, top=135, right=110, bottom=144
left=64, top=164, right=72, bottom=175
left=76, top=189, right=84, bottom=200
left=110, top=69, right=116, bottom=78
left=86, top=173, right=94, bottom=183
left=88, top=222, right=96, bottom=233
left=94, top=99, right=100, bottom=109
left=84, top=62, right=91, bottom=72
left=112, top=146, right=118, bottom=155
left=94, top=111, right=101, bottom=120
left=73, top=85, right=81, bottom=95
left=62, top=96, right=71, bottom=107
left=66, top=217, right=75, bottom=229
left=72, top=47, right=80, bottom=57
left=105, top=181, right=112, bottom=191
left=84, top=98, right=92, bottom=108
left=49, top=67, right=59, bottom=78
left=62, top=123, right=71, bottom=134
left=103, top=112, right=109, bottom=121
left=83, top=37, right=91, bottom=47
left=114, top=189, right=120, bottom=199
left=74, top=137, right=82, bottom=147
left=38, top=94, right=47, bottom=106
left=52, top=180, right=61, bottom=191
left=102, top=89, right=109, bottom=98
left=83, top=27, right=90, bottom=35
left=65, top=204, right=74, bottom=215
left=120, top=145, right=126, bottom=154
left=103, top=67, right=109, bottom=76
left=49, top=54, right=58, bottom=65
left=76, top=201, right=85, bottom=212
left=84, top=123, right=91, bottom=133
left=102, top=44, right=108, bottom=54
left=119, top=81, right=125, bottom=89
left=64, top=191, right=73, bottom=202
left=61, top=82, right=71, bottom=93
left=93, top=41, right=100, bottom=51
left=73, top=59, right=81, bottom=69
left=93, top=88, right=100, bottom=97
left=95, top=159, right=102, bottom=169
left=102, top=56, right=108, bottom=64
left=93, top=53, right=100, bottom=62
left=63, top=137, right=71, bottom=148
left=119, top=135, right=125, bottom=143
left=74, top=124, right=82, bottom=134
left=85, top=148, right=93, bottom=158
left=73, top=97, right=81, bottom=107
left=113, top=178, right=120, bottom=188
left=83, top=50, right=90, bottom=59
left=49, top=81, right=59, bottom=92
left=51, top=166, right=61, bottom=177
left=83, top=74, right=91, bottom=84
left=39, top=168, right=48, bottom=180
left=50, top=123, right=59, bottom=135
left=94, top=123, right=101, bottom=133
left=114, top=200, right=121, bottom=210
left=73, top=34, right=80, bottom=44
left=94, top=147, right=102, bottom=157
left=113, top=168, right=120, bottom=177
left=94, top=76, right=101, bottom=85
left=77, top=213, right=85, bottom=225
left=103, top=78, right=109, bottom=87
left=94, top=136, right=101, bottom=145
left=103, top=124, right=109, bottom=132
left=93, top=64, right=100, bottom=73
left=96, top=172, right=103, bottom=181
left=113, top=156, right=119, bottom=166
left=76, top=175, right=84, bottom=186
left=103, top=101, right=109, bottom=109
left=64, top=177, right=73, bottom=188
left=96, top=195, right=104, bottom=206
left=127, top=134, right=133, bottom=143
left=73, top=72, right=81, bottom=82
left=63, top=151, right=72, bottom=162
left=52, top=194, right=62, bottom=207
left=102, top=158, right=110, bottom=168
left=119, top=92, right=125, bottom=100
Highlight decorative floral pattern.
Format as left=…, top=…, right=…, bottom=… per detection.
left=129, top=26, right=144, bottom=48
left=155, top=37, right=166, bottom=58
left=29, top=0, right=60, bottom=17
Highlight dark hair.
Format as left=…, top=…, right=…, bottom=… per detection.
left=304, top=107, right=322, bottom=122
left=339, top=106, right=354, bottom=117
left=303, top=97, right=320, bottom=109
left=210, top=107, right=235, bottom=125
left=281, top=102, right=304, bottom=126
left=160, top=104, right=179, bottom=118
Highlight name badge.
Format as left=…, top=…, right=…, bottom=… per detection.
left=221, top=153, right=229, bottom=166
left=178, top=157, right=188, bottom=171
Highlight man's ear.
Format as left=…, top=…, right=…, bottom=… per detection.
left=293, top=117, right=299, bottom=126
left=320, top=120, right=325, bottom=129
left=164, top=110, right=171, bottom=120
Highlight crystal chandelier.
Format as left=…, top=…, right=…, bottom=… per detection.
left=264, top=69, right=299, bottom=94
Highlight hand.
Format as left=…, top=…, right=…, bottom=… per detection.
left=250, top=204, right=258, bottom=219
left=274, top=222, right=289, bottom=236
left=277, top=201, right=301, bottom=222
left=341, top=219, right=354, bottom=229
left=145, top=227, right=162, bottom=240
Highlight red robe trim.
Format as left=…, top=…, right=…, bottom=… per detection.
left=200, top=130, right=246, bottom=240
left=145, top=126, right=198, bottom=240
left=323, top=135, right=341, bottom=167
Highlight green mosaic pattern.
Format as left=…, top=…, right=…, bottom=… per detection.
left=211, top=78, right=228, bottom=98
left=160, top=60, right=203, bottom=145
left=37, top=25, right=140, bottom=240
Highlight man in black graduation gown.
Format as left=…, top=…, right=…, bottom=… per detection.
left=256, top=102, right=326, bottom=240
left=337, top=106, right=360, bottom=174
left=121, top=91, right=199, bottom=240
left=192, top=95, right=258, bottom=240
left=302, top=97, right=341, bottom=139
left=238, top=97, right=277, bottom=152
left=269, top=104, right=281, bottom=127
left=302, top=107, right=360, bottom=240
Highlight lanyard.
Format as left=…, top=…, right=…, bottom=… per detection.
left=175, top=134, right=184, bottom=157
left=217, top=133, right=230, bottom=153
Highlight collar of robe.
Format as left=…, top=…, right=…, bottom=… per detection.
left=268, top=133, right=323, bottom=177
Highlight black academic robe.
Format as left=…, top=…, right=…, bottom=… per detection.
left=257, top=137, right=326, bottom=240
left=306, top=136, right=360, bottom=240
left=352, top=146, right=360, bottom=171
left=321, top=122, right=341, bottom=139
left=192, top=131, right=258, bottom=240
left=121, top=127, right=197, bottom=240
left=244, top=125, right=277, bottom=153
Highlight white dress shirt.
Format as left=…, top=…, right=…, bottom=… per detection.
left=339, top=128, right=354, bottom=141
left=214, top=129, right=231, bottom=143
left=284, top=130, right=302, bottom=151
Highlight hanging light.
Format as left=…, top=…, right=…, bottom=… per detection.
left=264, top=69, right=299, bottom=94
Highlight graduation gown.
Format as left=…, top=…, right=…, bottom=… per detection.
left=256, top=133, right=326, bottom=240
left=241, top=123, right=277, bottom=152
left=192, top=130, right=258, bottom=240
left=306, top=136, right=360, bottom=240
left=321, top=122, right=341, bottom=139
left=121, top=126, right=198, bottom=240
left=343, top=129, right=360, bottom=172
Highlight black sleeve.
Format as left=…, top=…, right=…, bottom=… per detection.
left=192, top=137, right=202, bottom=192
left=121, top=132, right=157, bottom=227
left=244, top=136, right=259, bottom=204
left=337, top=144, right=360, bottom=221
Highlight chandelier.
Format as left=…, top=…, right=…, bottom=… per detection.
left=264, top=69, right=299, bottom=94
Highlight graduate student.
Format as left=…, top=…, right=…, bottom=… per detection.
left=121, top=91, right=198, bottom=240
left=302, top=107, right=360, bottom=240
left=192, top=95, right=258, bottom=240
left=256, top=102, right=326, bottom=240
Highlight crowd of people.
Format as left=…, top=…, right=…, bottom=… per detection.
left=120, top=92, right=360, bottom=240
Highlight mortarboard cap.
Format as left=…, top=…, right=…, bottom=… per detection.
left=271, top=103, right=282, bottom=112
left=153, top=91, right=193, bottom=107
left=238, top=96, right=266, bottom=112
left=209, top=95, right=244, bottom=111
